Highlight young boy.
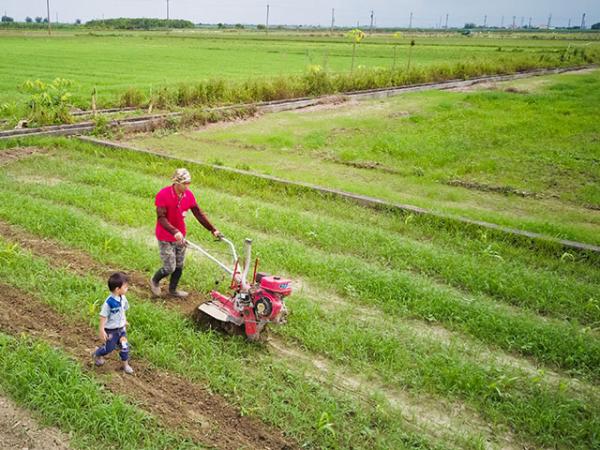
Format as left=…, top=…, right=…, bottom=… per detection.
left=93, top=272, right=134, bottom=374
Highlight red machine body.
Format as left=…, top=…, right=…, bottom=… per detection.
left=203, top=273, right=292, bottom=340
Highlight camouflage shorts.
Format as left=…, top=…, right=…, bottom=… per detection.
left=158, top=240, right=187, bottom=273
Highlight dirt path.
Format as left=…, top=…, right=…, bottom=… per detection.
left=0, top=281, right=294, bottom=450
left=0, top=392, right=71, bottom=450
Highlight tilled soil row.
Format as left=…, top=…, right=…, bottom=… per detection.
left=0, top=283, right=293, bottom=450
left=0, top=222, right=294, bottom=450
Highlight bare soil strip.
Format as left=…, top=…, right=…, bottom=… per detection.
left=0, top=147, right=46, bottom=166
left=0, top=392, right=71, bottom=450
left=0, top=281, right=294, bottom=450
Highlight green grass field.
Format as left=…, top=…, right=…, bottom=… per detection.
left=0, top=29, right=599, bottom=450
left=0, top=135, right=598, bottom=449
left=127, top=69, right=600, bottom=245
left=1, top=29, right=598, bottom=109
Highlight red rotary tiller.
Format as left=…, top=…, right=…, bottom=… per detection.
left=187, top=237, right=291, bottom=341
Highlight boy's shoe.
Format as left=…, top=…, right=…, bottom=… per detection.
left=92, top=348, right=105, bottom=367
left=122, top=363, right=134, bottom=375
left=150, top=278, right=161, bottom=296
left=169, top=289, right=189, bottom=298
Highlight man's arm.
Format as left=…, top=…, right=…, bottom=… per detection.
left=157, top=206, right=184, bottom=242
left=191, top=205, right=220, bottom=236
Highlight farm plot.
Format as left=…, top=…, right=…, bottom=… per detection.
left=0, top=138, right=598, bottom=449
left=0, top=30, right=598, bottom=109
left=127, top=68, right=600, bottom=245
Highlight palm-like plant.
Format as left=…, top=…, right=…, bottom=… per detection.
left=347, top=29, right=365, bottom=73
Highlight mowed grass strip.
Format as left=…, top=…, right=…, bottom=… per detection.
left=0, top=333, right=199, bottom=450
left=0, top=238, right=435, bottom=450
left=1, top=153, right=600, bottom=439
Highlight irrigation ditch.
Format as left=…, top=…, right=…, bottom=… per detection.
left=0, top=65, right=594, bottom=140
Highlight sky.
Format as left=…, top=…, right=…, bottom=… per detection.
left=2, top=0, right=599, bottom=29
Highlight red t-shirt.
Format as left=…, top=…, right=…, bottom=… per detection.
left=155, top=185, right=198, bottom=242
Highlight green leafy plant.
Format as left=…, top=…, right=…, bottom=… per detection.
left=21, top=78, right=74, bottom=126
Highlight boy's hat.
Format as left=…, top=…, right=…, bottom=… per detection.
left=172, top=168, right=191, bottom=184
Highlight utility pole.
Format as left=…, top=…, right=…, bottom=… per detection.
left=409, top=11, right=413, bottom=29
left=501, top=16, right=504, bottom=28
left=46, top=0, right=51, bottom=35
left=483, top=15, right=487, bottom=28
left=265, top=4, right=269, bottom=34
left=512, top=16, right=516, bottom=29
left=166, top=0, right=170, bottom=20
left=568, top=18, right=571, bottom=28
left=56, top=12, right=58, bottom=24
left=520, top=16, right=524, bottom=28
left=547, top=13, right=552, bottom=29
left=529, top=17, right=532, bottom=28
left=581, top=13, right=586, bottom=30
left=330, top=8, right=335, bottom=33
left=444, top=13, right=448, bottom=29
left=369, top=10, right=374, bottom=34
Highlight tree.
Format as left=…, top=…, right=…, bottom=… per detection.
left=217, top=22, right=224, bottom=29
left=1, top=15, right=14, bottom=23
left=464, top=22, right=476, bottom=29
left=25, top=17, right=33, bottom=23
left=75, top=19, right=81, bottom=25
left=35, top=16, right=43, bottom=23
left=257, top=24, right=266, bottom=30
left=592, top=22, right=600, bottom=30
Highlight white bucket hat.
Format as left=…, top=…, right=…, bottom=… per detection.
left=171, top=168, right=191, bottom=184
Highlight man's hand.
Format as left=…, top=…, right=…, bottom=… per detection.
left=100, top=329, right=108, bottom=342
left=174, top=231, right=184, bottom=244
left=212, top=229, right=223, bottom=239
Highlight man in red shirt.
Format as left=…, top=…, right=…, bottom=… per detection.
left=150, top=168, right=221, bottom=298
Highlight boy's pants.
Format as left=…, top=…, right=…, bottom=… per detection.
left=95, top=327, right=129, bottom=361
